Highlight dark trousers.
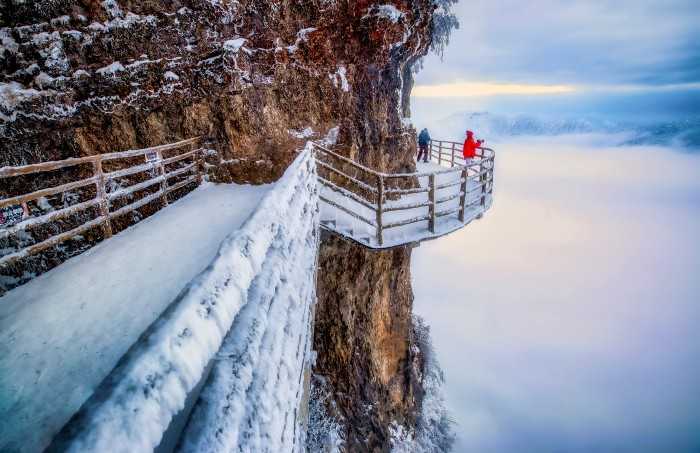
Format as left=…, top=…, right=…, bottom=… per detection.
left=417, top=143, right=429, bottom=162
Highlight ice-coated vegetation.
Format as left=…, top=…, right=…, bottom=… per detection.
left=390, top=316, right=455, bottom=452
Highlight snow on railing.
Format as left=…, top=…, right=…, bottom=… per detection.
left=0, top=138, right=205, bottom=270
left=313, top=139, right=495, bottom=248
left=48, top=145, right=319, bottom=453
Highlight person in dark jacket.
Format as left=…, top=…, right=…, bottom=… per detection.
left=417, top=128, right=431, bottom=163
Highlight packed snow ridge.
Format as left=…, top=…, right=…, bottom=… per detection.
left=49, top=146, right=320, bottom=452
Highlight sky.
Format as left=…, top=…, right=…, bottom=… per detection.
left=413, top=0, right=700, bottom=111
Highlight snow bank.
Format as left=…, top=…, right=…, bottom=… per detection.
left=50, top=146, right=319, bottom=453
left=177, top=159, right=319, bottom=452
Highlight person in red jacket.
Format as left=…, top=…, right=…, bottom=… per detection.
left=462, top=130, right=484, bottom=160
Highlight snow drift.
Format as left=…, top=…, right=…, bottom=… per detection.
left=48, top=145, right=319, bottom=453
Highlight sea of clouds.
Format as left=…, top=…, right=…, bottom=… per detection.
left=410, top=127, right=700, bottom=452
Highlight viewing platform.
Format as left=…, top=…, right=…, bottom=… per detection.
left=314, top=139, right=495, bottom=248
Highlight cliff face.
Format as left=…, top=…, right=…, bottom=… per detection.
left=1, top=0, right=442, bottom=449
left=314, top=233, right=422, bottom=451
left=1, top=0, right=431, bottom=176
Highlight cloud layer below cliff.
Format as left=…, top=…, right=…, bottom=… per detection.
left=412, top=139, right=700, bottom=452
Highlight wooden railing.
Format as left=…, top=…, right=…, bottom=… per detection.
left=313, top=139, right=495, bottom=247
left=0, top=138, right=204, bottom=268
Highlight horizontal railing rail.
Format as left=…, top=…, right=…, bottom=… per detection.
left=0, top=138, right=204, bottom=269
left=313, top=138, right=495, bottom=247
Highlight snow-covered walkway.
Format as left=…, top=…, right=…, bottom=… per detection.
left=0, top=182, right=270, bottom=453
left=319, top=160, right=493, bottom=248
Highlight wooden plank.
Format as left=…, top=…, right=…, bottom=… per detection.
left=318, top=177, right=376, bottom=211
left=385, top=186, right=428, bottom=195
left=0, top=138, right=200, bottom=180
left=0, top=176, right=98, bottom=209
left=0, top=215, right=107, bottom=267
left=382, top=200, right=431, bottom=213
left=316, top=160, right=378, bottom=193
left=318, top=195, right=376, bottom=227
left=107, top=175, right=164, bottom=201
left=165, top=174, right=199, bottom=195
left=0, top=156, right=97, bottom=178
left=383, top=214, right=430, bottom=230
left=109, top=190, right=164, bottom=219
left=104, top=162, right=156, bottom=181
left=100, top=137, right=201, bottom=162
left=436, top=206, right=460, bottom=218
left=436, top=192, right=461, bottom=205
left=164, top=162, right=197, bottom=180
left=312, top=143, right=380, bottom=177
left=436, top=179, right=462, bottom=190
left=0, top=198, right=100, bottom=240
left=161, top=149, right=198, bottom=166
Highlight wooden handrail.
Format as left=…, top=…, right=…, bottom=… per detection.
left=316, top=138, right=495, bottom=247
left=0, top=137, right=201, bottom=179
left=1, top=138, right=204, bottom=270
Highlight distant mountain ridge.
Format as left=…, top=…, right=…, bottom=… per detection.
left=442, top=111, right=700, bottom=150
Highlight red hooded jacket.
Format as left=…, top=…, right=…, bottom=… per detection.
left=463, top=131, right=482, bottom=159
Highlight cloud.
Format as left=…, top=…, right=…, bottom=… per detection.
left=417, top=0, right=700, bottom=88
left=412, top=139, right=700, bottom=452
left=412, top=81, right=575, bottom=97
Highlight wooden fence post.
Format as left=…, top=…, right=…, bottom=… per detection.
left=479, top=159, right=487, bottom=211
left=155, top=151, right=169, bottom=207
left=437, top=142, right=442, bottom=166
left=194, top=142, right=204, bottom=185
left=450, top=142, right=455, bottom=167
left=93, top=157, right=113, bottom=239
left=376, top=174, right=384, bottom=246
left=458, top=168, right=467, bottom=222
left=428, top=173, right=436, bottom=233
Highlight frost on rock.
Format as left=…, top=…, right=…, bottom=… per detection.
left=306, top=376, right=344, bottom=453
left=163, top=71, right=180, bottom=81
left=0, top=81, right=50, bottom=122
left=288, top=127, right=315, bottom=139
left=50, top=147, right=320, bottom=453
left=390, top=316, right=455, bottom=453
left=286, top=27, right=317, bottom=53
left=223, top=38, right=246, bottom=53
left=95, top=61, right=126, bottom=77
left=363, top=4, right=405, bottom=23
left=329, top=66, right=350, bottom=92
